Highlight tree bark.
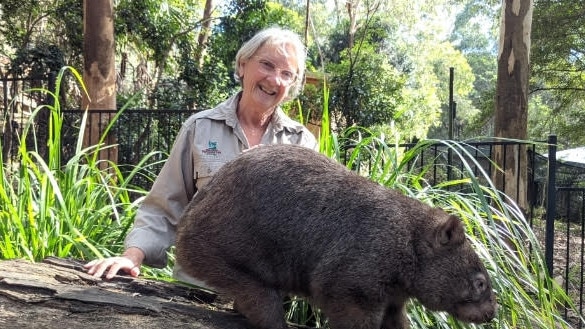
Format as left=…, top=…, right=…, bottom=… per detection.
left=493, top=0, right=533, bottom=210
left=346, top=0, right=359, bottom=49
left=195, top=0, right=216, bottom=69
left=82, top=0, right=117, bottom=166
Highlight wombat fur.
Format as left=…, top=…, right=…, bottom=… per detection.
left=175, top=144, right=497, bottom=329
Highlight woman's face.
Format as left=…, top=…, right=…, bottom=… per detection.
left=238, top=43, right=299, bottom=111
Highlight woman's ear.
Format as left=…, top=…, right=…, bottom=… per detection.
left=237, top=59, right=246, bottom=80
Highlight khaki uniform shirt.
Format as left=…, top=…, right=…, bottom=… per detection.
left=124, top=92, right=318, bottom=286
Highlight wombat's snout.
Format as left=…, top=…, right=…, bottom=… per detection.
left=456, top=272, right=497, bottom=323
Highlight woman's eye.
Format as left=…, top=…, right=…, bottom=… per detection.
left=282, top=71, right=294, bottom=80
left=260, top=60, right=275, bottom=70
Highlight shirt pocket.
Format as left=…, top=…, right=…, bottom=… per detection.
left=194, top=160, right=225, bottom=190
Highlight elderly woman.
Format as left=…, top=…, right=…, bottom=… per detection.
left=85, top=27, right=317, bottom=284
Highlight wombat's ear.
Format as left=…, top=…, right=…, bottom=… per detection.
left=437, top=215, right=466, bottom=246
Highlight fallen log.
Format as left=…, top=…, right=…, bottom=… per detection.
left=0, top=257, right=280, bottom=329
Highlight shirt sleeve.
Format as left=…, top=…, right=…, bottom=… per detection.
left=303, top=130, right=319, bottom=151
left=124, top=121, right=196, bottom=268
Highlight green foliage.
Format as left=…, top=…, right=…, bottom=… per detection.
left=0, top=0, right=82, bottom=68
left=424, top=42, right=478, bottom=139
left=9, top=44, right=65, bottom=77
left=0, top=67, right=152, bottom=261
left=532, top=0, right=585, bottom=96
left=290, top=81, right=323, bottom=125
left=179, top=56, right=233, bottom=109
left=207, top=0, right=270, bottom=70
left=529, top=0, right=585, bottom=146
left=327, top=44, right=405, bottom=129
left=451, top=0, right=585, bottom=145
left=53, top=0, right=84, bottom=62
left=0, top=0, right=46, bottom=50
left=116, top=0, right=201, bottom=69
left=265, top=2, right=305, bottom=30
left=323, top=16, right=395, bottom=65
left=448, top=0, right=499, bottom=139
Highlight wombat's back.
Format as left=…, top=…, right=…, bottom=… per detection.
left=176, top=145, right=415, bottom=291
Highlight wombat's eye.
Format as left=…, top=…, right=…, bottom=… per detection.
left=472, top=273, right=489, bottom=296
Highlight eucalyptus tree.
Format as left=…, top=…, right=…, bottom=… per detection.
left=450, top=0, right=585, bottom=149
left=492, top=0, right=534, bottom=210
left=82, top=0, right=117, bottom=165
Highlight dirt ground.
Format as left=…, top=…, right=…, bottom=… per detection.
left=0, top=257, right=293, bottom=329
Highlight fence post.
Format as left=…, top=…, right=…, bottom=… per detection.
left=545, top=134, right=557, bottom=276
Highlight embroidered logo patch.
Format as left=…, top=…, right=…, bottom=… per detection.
left=202, top=140, right=222, bottom=156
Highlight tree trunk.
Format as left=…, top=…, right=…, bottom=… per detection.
left=493, top=0, right=533, bottom=210
left=195, top=0, right=216, bottom=69
left=346, top=0, right=359, bottom=49
left=82, top=0, right=117, bottom=167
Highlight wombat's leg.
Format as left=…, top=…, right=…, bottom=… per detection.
left=231, top=284, right=287, bottom=329
left=380, top=303, right=409, bottom=329
left=318, top=302, right=384, bottom=329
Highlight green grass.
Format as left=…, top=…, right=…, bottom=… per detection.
left=315, top=130, right=578, bottom=328
left=0, top=66, right=157, bottom=262
left=0, top=68, right=580, bottom=328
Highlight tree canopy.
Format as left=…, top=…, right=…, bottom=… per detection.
left=0, top=0, right=584, bottom=146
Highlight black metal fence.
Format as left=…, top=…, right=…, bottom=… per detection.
left=60, top=108, right=197, bottom=189
left=554, top=187, right=585, bottom=326
left=1, top=72, right=55, bottom=161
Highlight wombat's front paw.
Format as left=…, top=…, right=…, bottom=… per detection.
left=232, top=296, right=288, bottom=329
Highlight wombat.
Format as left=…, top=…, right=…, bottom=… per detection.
left=175, top=144, right=497, bottom=329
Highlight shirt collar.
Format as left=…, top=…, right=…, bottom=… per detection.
left=209, top=92, right=305, bottom=134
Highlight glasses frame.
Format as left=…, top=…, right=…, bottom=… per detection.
left=251, top=56, right=298, bottom=86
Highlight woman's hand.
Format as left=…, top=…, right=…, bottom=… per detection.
left=84, top=247, right=145, bottom=279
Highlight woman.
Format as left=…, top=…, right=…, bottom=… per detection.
left=85, top=26, right=318, bottom=284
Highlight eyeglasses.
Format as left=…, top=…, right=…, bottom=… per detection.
left=252, top=56, right=298, bottom=86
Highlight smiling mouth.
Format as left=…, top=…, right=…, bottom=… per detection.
left=259, top=85, right=277, bottom=96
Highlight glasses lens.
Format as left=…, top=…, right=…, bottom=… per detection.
left=255, top=57, right=296, bottom=85
left=281, top=71, right=295, bottom=84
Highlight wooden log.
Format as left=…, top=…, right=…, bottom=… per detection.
left=0, top=257, right=264, bottom=329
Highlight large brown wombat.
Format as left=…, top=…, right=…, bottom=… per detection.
left=176, top=144, right=497, bottom=329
